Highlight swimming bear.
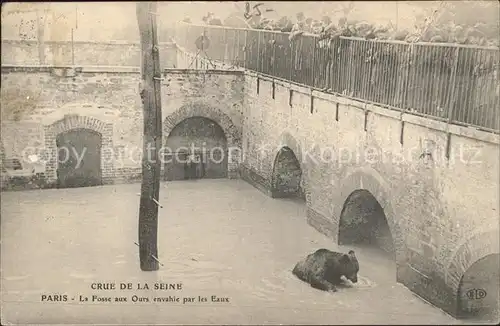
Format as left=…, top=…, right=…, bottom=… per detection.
left=292, top=249, right=359, bottom=292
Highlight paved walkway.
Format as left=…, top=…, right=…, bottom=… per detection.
left=1, top=180, right=463, bottom=324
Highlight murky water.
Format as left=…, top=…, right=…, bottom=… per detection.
left=1, top=179, right=466, bottom=324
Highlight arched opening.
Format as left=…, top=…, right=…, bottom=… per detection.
left=56, top=128, right=102, bottom=188
left=271, top=146, right=305, bottom=201
left=457, top=253, right=499, bottom=322
left=164, top=117, right=228, bottom=181
left=338, top=189, right=395, bottom=259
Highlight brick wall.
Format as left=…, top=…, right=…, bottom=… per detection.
left=1, top=40, right=177, bottom=68
left=241, top=72, right=500, bottom=317
left=162, top=69, right=245, bottom=179
left=1, top=66, right=244, bottom=185
left=43, top=115, right=114, bottom=184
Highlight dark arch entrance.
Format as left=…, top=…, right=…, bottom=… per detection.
left=271, top=147, right=305, bottom=200
left=338, top=189, right=395, bottom=260
left=56, top=128, right=102, bottom=188
left=457, top=253, right=499, bottom=322
left=164, top=117, right=228, bottom=181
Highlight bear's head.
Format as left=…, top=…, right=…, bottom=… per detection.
left=340, top=250, right=359, bottom=283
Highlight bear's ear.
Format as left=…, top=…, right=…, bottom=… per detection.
left=341, top=254, right=351, bottom=263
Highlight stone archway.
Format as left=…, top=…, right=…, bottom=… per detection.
left=55, top=129, right=102, bottom=188
left=338, top=189, right=395, bottom=257
left=271, top=147, right=304, bottom=200
left=270, top=132, right=309, bottom=202
left=446, top=230, right=500, bottom=321
left=164, top=117, right=228, bottom=181
left=334, top=167, right=405, bottom=272
left=457, top=254, right=499, bottom=321
left=163, top=103, right=241, bottom=179
left=44, top=114, right=114, bottom=186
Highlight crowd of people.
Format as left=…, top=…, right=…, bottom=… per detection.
left=183, top=6, right=498, bottom=47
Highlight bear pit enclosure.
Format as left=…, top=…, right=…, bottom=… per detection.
left=1, top=180, right=461, bottom=325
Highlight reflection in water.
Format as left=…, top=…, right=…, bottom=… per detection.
left=1, top=180, right=462, bottom=324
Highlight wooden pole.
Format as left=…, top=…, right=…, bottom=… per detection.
left=136, top=1, right=162, bottom=272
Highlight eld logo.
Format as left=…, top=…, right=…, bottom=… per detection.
left=466, top=288, right=487, bottom=300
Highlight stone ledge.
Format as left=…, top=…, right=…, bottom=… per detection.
left=244, top=73, right=500, bottom=141
left=306, top=207, right=337, bottom=241
left=399, top=263, right=457, bottom=318
left=114, top=167, right=143, bottom=184
left=1, top=65, right=141, bottom=74
left=1, top=39, right=175, bottom=46
left=239, top=164, right=273, bottom=197
left=227, top=166, right=240, bottom=179
left=447, top=123, right=499, bottom=144
left=271, top=189, right=294, bottom=199
left=80, top=66, right=140, bottom=74
left=164, top=68, right=245, bottom=76
left=102, top=177, right=115, bottom=185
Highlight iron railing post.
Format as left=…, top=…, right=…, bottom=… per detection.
left=311, top=36, right=317, bottom=87
left=401, top=44, right=413, bottom=112
left=289, top=35, right=294, bottom=81
left=243, top=29, right=248, bottom=69
left=223, top=27, right=228, bottom=64
left=443, top=46, right=461, bottom=160
left=175, top=23, right=499, bottom=134
left=256, top=30, right=261, bottom=72
left=272, top=36, right=277, bottom=77
left=446, top=47, right=461, bottom=125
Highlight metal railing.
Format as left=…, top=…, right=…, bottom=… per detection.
left=171, top=23, right=499, bottom=133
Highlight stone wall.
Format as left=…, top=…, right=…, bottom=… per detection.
left=0, top=66, right=244, bottom=185
left=1, top=40, right=177, bottom=68
left=162, top=69, right=245, bottom=179
left=175, top=44, right=238, bottom=70
left=240, top=72, right=500, bottom=317
left=1, top=60, right=498, bottom=318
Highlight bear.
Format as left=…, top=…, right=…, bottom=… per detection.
left=292, top=249, right=359, bottom=292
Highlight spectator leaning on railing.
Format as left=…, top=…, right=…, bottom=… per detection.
left=195, top=3, right=499, bottom=47
left=202, top=12, right=223, bottom=26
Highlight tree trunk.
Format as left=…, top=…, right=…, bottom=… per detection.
left=136, top=1, right=163, bottom=272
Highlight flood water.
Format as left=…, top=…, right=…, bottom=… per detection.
left=1, top=179, right=465, bottom=324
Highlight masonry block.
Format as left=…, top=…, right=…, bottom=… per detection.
left=1, top=40, right=177, bottom=68
left=242, top=73, right=500, bottom=319
left=2, top=66, right=244, bottom=187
